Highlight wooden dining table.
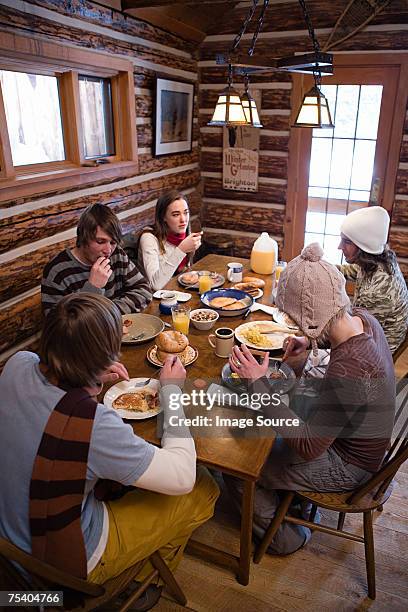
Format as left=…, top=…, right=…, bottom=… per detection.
left=113, top=254, right=307, bottom=586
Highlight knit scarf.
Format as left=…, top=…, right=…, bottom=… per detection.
left=166, top=231, right=188, bottom=272
left=29, top=388, right=97, bottom=579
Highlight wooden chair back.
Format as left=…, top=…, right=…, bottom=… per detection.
left=0, top=535, right=186, bottom=611
left=347, top=378, right=408, bottom=505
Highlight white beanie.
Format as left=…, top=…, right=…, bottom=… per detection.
left=340, top=206, right=389, bottom=255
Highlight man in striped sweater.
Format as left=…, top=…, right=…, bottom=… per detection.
left=41, top=204, right=152, bottom=315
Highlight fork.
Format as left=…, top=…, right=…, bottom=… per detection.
left=133, top=378, right=152, bottom=388
left=130, top=332, right=145, bottom=341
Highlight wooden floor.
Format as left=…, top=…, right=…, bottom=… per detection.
left=157, top=352, right=408, bottom=611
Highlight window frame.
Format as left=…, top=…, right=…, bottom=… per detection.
left=284, top=53, right=408, bottom=261
left=0, top=31, right=138, bottom=202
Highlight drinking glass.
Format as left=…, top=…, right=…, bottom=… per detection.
left=198, top=272, right=212, bottom=294
left=171, top=305, right=191, bottom=335
left=275, top=261, right=287, bottom=283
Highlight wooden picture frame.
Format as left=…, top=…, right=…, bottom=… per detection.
left=154, top=78, right=194, bottom=156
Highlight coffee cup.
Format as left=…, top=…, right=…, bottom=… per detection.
left=227, top=262, right=243, bottom=283
left=208, top=327, right=234, bottom=358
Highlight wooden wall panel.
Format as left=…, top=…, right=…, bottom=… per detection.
left=199, top=1, right=408, bottom=282
left=395, top=168, right=408, bottom=195
left=204, top=202, right=285, bottom=235
left=1, top=169, right=200, bottom=254
left=0, top=0, right=202, bottom=365
left=201, top=151, right=287, bottom=180
left=392, top=200, right=408, bottom=226
left=0, top=294, right=42, bottom=355
left=203, top=177, right=286, bottom=205
left=400, top=142, right=408, bottom=164
left=389, top=230, right=408, bottom=259
left=203, top=229, right=283, bottom=259
left=200, top=131, right=290, bottom=152
left=0, top=5, right=197, bottom=72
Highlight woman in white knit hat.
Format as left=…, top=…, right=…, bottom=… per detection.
left=338, top=206, right=408, bottom=354
left=225, top=243, right=395, bottom=556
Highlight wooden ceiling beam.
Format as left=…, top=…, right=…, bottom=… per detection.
left=122, top=0, right=233, bottom=8
left=128, top=8, right=206, bottom=43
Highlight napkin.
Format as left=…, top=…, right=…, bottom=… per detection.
left=249, top=302, right=278, bottom=317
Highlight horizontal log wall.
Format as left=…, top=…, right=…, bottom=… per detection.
left=0, top=0, right=201, bottom=364
left=199, top=0, right=408, bottom=270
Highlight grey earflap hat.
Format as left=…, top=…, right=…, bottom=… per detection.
left=276, top=243, right=350, bottom=355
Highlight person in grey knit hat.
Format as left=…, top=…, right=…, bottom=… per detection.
left=226, top=242, right=395, bottom=557
left=276, top=242, right=350, bottom=360
left=338, top=206, right=408, bottom=354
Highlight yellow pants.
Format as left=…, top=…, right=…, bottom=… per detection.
left=88, top=466, right=219, bottom=584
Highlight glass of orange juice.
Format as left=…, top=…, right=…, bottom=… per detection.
left=171, top=305, right=191, bottom=335
left=275, top=261, right=287, bottom=283
left=198, top=272, right=212, bottom=294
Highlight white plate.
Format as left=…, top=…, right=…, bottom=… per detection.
left=153, top=290, right=192, bottom=302
left=235, top=321, right=295, bottom=351
left=272, top=310, right=299, bottom=330
left=104, top=378, right=161, bottom=420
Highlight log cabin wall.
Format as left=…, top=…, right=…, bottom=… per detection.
left=0, top=0, right=202, bottom=367
left=199, top=0, right=408, bottom=263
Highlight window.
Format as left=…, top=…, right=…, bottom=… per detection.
left=0, top=70, right=65, bottom=166
left=0, top=32, right=138, bottom=201
left=304, top=84, right=383, bottom=264
left=284, top=57, right=407, bottom=263
left=78, top=75, right=115, bottom=159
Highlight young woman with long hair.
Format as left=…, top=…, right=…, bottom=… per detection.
left=138, top=190, right=202, bottom=291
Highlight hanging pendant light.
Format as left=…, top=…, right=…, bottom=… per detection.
left=208, top=64, right=248, bottom=127
left=292, top=69, right=334, bottom=129
left=240, top=75, right=263, bottom=128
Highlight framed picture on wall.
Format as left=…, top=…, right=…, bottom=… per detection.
left=154, top=78, right=194, bottom=156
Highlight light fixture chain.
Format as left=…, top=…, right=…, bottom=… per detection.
left=249, top=0, right=270, bottom=56
left=231, top=0, right=259, bottom=52
left=298, top=0, right=321, bottom=54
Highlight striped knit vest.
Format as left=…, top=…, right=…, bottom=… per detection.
left=29, top=388, right=97, bottom=579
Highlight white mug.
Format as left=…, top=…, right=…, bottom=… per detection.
left=227, top=262, right=243, bottom=283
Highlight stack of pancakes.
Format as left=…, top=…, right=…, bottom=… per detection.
left=233, top=276, right=265, bottom=297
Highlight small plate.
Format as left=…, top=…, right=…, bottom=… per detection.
left=178, top=270, right=225, bottom=290
left=104, top=378, right=161, bottom=420
left=153, top=290, right=192, bottom=302
left=122, top=314, right=165, bottom=344
left=272, top=310, right=299, bottom=330
left=232, top=287, right=263, bottom=301
left=221, top=359, right=296, bottom=395
left=235, top=320, right=295, bottom=351
left=147, top=345, right=198, bottom=367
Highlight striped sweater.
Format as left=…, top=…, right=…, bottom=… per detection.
left=41, top=247, right=152, bottom=315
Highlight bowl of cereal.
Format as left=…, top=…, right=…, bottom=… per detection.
left=190, top=308, right=219, bottom=330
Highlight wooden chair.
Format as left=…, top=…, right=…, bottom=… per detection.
left=392, top=330, right=408, bottom=363
left=253, top=400, right=408, bottom=600
left=0, top=537, right=187, bottom=611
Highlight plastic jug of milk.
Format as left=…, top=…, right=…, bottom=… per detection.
left=250, top=232, right=278, bottom=275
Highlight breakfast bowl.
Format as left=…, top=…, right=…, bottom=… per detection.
left=200, top=289, right=253, bottom=317
left=190, top=308, right=219, bottom=330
